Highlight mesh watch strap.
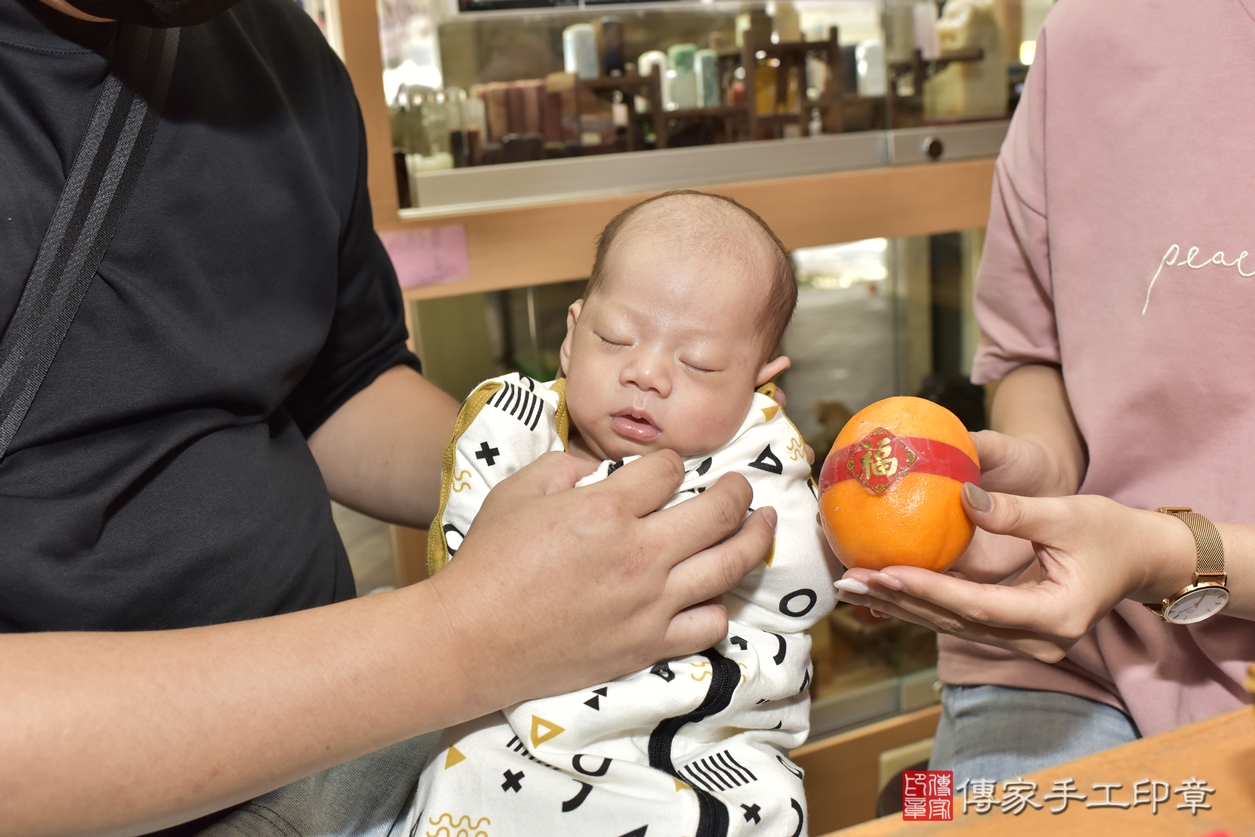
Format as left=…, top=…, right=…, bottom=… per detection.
left=1158, top=508, right=1225, bottom=575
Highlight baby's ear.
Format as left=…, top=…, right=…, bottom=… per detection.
left=559, top=299, right=585, bottom=377
left=756, top=354, right=791, bottom=387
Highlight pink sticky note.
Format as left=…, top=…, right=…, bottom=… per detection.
left=380, top=225, right=470, bottom=289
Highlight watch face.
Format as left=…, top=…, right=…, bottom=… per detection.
left=1165, top=586, right=1230, bottom=624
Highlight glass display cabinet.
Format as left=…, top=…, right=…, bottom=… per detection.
left=376, top=0, right=1027, bottom=209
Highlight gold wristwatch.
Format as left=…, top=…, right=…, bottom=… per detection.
left=1145, top=508, right=1230, bottom=624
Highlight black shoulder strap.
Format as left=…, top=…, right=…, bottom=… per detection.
left=0, top=25, right=180, bottom=462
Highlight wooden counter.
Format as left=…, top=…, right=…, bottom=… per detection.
left=821, top=708, right=1255, bottom=836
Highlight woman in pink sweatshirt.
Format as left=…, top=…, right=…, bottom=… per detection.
left=836, top=0, right=1255, bottom=787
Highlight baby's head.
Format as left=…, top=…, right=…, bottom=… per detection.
left=560, top=190, right=797, bottom=462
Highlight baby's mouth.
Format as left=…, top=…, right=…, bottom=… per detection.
left=610, top=410, right=660, bottom=442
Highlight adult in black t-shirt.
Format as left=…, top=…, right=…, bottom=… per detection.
left=1, top=0, right=411, bottom=634
left=0, top=0, right=779, bottom=833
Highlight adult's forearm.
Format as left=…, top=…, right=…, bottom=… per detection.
left=1147, top=514, right=1255, bottom=622
left=0, top=583, right=484, bottom=837
left=307, top=365, right=459, bottom=527
left=3, top=452, right=775, bottom=837
left=989, top=363, right=1087, bottom=495
left=839, top=488, right=1255, bottom=665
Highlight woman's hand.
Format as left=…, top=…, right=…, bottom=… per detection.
left=971, top=428, right=1078, bottom=498
left=940, top=429, right=1076, bottom=585
left=834, top=484, right=1196, bottom=663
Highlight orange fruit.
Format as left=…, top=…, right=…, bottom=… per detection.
left=817, top=396, right=980, bottom=572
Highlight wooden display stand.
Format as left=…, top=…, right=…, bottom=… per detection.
left=574, top=27, right=849, bottom=152
left=742, top=26, right=844, bottom=140
left=887, top=46, right=986, bottom=129
left=577, top=69, right=669, bottom=150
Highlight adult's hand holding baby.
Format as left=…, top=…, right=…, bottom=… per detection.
left=427, top=449, right=775, bottom=714
left=837, top=486, right=1198, bottom=663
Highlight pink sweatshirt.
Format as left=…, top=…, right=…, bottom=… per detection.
left=940, top=0, right=1255, bottom=737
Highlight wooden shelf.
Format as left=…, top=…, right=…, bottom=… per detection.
left=756, top=111, right=810, bottom=123
left=661, top=105, right=750, bottom=119
left=381, top=158, right=995, bottom=301
left=578, top=74, right=655, bottom=90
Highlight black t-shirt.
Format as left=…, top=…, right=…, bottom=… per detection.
left=0, top=0, right=419, bottom=632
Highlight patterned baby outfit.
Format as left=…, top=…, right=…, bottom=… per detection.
left=405, top=373, right=834, bottom=837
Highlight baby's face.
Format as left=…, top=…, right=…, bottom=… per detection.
left=560, top=236, right=789, bottom=463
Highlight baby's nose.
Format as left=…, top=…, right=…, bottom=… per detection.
left=622, top=353, right=671, bottom=396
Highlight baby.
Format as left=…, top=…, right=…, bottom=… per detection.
left=409, top=190, right=835, bottom=837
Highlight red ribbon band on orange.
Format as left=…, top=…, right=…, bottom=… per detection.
left=818, top=428, right=980, bottom=495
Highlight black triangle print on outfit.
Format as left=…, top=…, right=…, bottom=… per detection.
left=748, top=446, right=783, bottom=475
left=696, top=457, right=713, bottom=476
left=608, top=459, right=625, bottom=474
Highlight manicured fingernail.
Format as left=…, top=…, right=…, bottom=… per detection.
left=869, top=572, right=905, bottom=592
left=833, top=578, right=870, bottom=595
left=964, top=482, right=993, bottom=512
left=761, top=506, right=778, bottom=531
left=870, top=608, right=891, bottom=619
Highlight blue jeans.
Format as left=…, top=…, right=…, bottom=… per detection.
left=201, top=732, right=440, bottom=837
left=928, top=685, right=1140, bottom=788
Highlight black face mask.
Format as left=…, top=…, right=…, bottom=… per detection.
left=67, top=0, right=244, bottom=27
